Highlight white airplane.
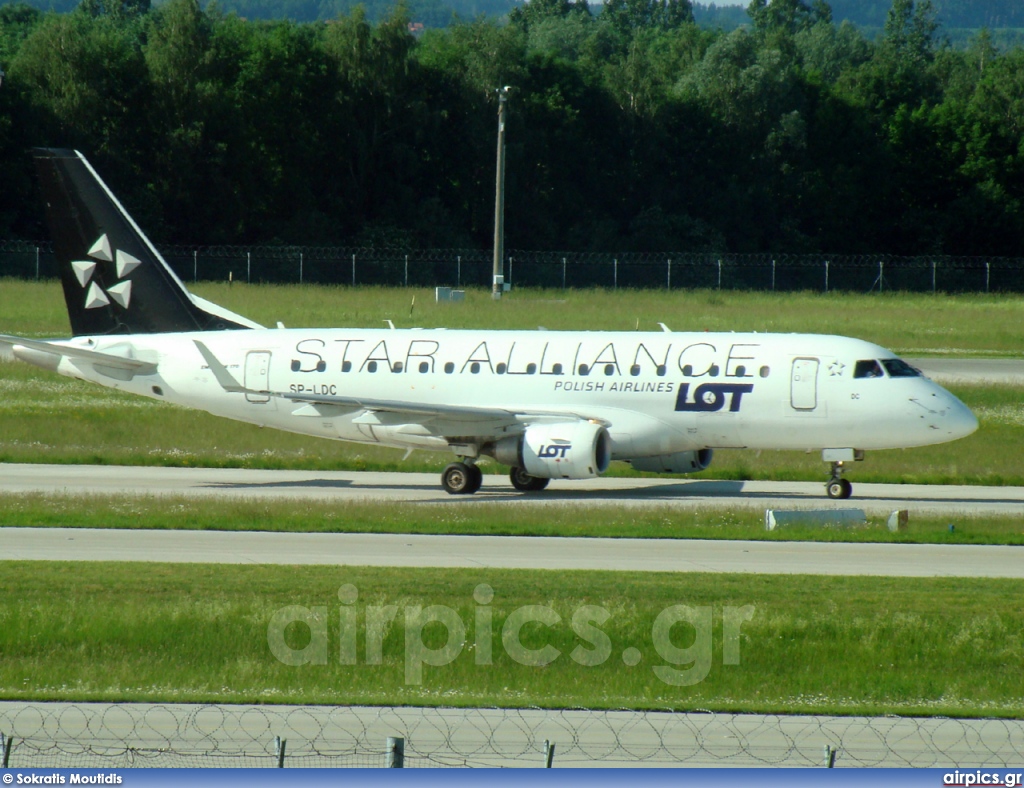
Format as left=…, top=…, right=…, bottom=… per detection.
left=2, top=149, right=978, bottom=498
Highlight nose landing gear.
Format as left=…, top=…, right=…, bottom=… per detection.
left=822, top=449, right=863, bottom=499
left=826, top=463, right=853, bottom=499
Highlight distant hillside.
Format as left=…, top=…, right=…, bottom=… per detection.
left=2, top=0, right=1021, bottom=30
left=829, top=0, right=1023, bottom=28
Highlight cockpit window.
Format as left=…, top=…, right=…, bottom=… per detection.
left=881, top=358, right=921, bottom=378
left=853, top=360, right=884, bottom=379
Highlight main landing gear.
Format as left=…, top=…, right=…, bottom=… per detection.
left=441, top=461, right=483, bottom=495
left=509, top=466, right=549, bottom=492
left=440, top=462, right=551, bottom=495
left=826, top=461, right=853, bottom=500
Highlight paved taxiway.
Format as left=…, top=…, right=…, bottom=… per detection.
left=908, top=357, right=1024, bottom=385
left=4, top=462, right=1024, bottom=517
left=3, top=462, right=1024, bottom=577
left=5, top=526, right=1023, bottom=577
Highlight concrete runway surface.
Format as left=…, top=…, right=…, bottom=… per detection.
left=908, top=357, right=1024, bottom=385
left=4, top=462, right=1024, bottom=517
left=4, top=526, right=1024, bottom=577
left=1, top=701, right=1022, bottom=768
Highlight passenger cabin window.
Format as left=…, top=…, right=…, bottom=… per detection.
left=854, top=360, right=884, bottom=379
left=881, top=358, right=921, bottom=378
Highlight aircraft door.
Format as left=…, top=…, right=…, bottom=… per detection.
left=790, top=357, right=819, bottom=410
left=244, top=351, right=272, bottom=403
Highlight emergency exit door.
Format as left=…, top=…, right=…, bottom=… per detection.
left=790, top=358, right=819, bottom=410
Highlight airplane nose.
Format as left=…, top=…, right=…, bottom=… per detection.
left=935, top=393, right=978, bottom=440
left=948, top=398, right=979, bottom=440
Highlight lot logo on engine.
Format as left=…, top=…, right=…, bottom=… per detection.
left=674, top=383, right=754, bottom=413
left=538, top=443, right=571, bottom=459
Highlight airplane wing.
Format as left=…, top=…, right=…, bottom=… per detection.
left=194, top=340, right=602, bottom=429
left=0, top=334, right=158, bottom=375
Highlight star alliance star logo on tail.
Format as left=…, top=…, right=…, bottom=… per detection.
left=70, top=234, right=141, bottom=311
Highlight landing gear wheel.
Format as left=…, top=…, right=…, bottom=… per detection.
left=826, top=478, right=853, bottom=500
left=442, top=462, right=480, bottom=495
left=510, top=466, right=550, bottom=492
left=465, top=464, right=483, bottom=494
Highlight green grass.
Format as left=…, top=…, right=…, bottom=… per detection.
left=2, top=493, right=1024, bottom=544
left=0, top=562, right=1020, bottom=716
left=5, top=278, right=1024, bottom=352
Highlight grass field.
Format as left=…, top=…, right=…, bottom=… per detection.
left=0, top=562, right=1020, bottom=717
left=2, top=493, right=1024, bottom=544
left=5, top=278, right=1024, bottom=350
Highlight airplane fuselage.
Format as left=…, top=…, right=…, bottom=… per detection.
left=44, top=328, right=977, bottom=461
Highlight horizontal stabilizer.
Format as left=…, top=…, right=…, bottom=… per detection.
left=0, top=334, right=158, bottom=375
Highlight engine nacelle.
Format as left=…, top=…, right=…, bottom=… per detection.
left=629, top=449, right=713, bottom=474
left=486, top=421, right=611, bottom=480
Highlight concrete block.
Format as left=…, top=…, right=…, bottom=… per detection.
left=887, top=509, right=909, bottom=532
left=765, top=508, right=867, bottom=531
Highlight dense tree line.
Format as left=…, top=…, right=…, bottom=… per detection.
left=1, top=0, right=1023, bottom=256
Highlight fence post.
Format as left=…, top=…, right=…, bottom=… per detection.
left=2, top=733, right=12, bottom=768
left=299, top=252, right=304, bottom=285
left=457, top=255, right=461, bottom=287
left=772, top=258, right=776, bottom=291
left=274, top=736, right=286, bottom=768
left=35, top=247, right=40, bottom=280
left=666, top=258, right=671, bottom=290
left=247, top=252, right=251, bottom=284
left=562, top=257, right=566, bottom=290
left=717, top=259, right=722, bottom=290
left=352, top=254, right=356, bottom=287
left=823, top=744, right=837, bottom=768
left=879, top=260, right=883, bottom=292
left=509, top=256, right=513, bottom=288
left=544, top=739, right=555, bottom=768
left=931, top=259, right=936, bottom=293
left=824, top=260, right=829, bottom=293
left=386, top=737, right=405, bottom=768
left=986, top=261, right=990, bottom=293
left=614, top=258, right=618, bottom=290
left=404, top=255, right=409, bottom=287
left=193, top=250, right=197, bottom=283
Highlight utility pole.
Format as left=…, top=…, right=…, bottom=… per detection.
left=492, top=86, right=510, bottom=301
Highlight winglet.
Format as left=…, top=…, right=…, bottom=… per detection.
left=193, top=340, right=247, bottom=393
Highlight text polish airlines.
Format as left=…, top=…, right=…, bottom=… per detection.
left=1, top=149, right=978, bottom=498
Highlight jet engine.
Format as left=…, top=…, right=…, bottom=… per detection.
left=628, top=449, right=713, bottom=474
left=485, top=421, right=611, bottom=479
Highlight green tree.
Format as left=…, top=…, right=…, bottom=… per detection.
left=602, top=0, right=693, bottom=40
left=747, top=0, right=831, bottom=36
left=11, top=10, right=149, bottom=153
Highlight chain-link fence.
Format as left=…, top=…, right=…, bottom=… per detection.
left=1, top=703, right=1023, bottom=768
left=4, top=241, right=1024, bottom=292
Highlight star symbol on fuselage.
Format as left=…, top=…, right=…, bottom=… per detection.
left=828, top=361, right=846, bottom=377
left=70, top=234, right=141, bottom=310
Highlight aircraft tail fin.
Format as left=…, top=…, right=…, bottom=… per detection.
left=33, top=148, right=262, bottom=336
